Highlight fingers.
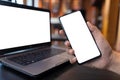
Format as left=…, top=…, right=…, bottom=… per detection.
left=68, top=49, right=74, bottom=55
left=70, top=57, right=77, bottom=64
left=65, top=41, right=74, bottom=55
left=65, top=43, right=76, bottom=63
left=64, top=41, right=70, bottom=47
left=87, top=21, right=99, bottom=33
left=87, top=21, right=102, bottom=41
left=59, top=30, right=65, bottom=36
left=59, top=29, right=76, bottom=64
left=67, top=48, right=76, bottom=64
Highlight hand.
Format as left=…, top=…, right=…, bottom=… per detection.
left=59, top=21, right=112, bottom=69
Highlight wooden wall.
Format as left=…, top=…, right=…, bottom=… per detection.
left=102, top=0, right=119, bottom=49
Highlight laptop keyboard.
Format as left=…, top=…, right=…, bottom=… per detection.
left=8, top=48, right=65, bottom=66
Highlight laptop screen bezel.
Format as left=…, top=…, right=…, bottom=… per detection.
left=0, top=1, right=51, bottom=56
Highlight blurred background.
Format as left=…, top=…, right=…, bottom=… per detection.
left=1, top=0, right=120, bottom=52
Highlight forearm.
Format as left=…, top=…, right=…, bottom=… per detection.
left=107, top=50, right=120, bottom=75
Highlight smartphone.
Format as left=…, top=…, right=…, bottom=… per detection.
left=59, top=11, right=101, bottom=64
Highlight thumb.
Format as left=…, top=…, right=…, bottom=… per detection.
left=87, top=21, right=98, bottom=33
left=86, top=21, right=102, bottom=40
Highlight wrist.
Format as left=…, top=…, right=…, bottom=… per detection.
left=107, top=50, right=120, bottom=74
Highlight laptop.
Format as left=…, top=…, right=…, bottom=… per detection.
left=0, top=1, right=72, bottom=76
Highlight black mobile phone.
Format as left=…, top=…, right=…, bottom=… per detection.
left=59, top=11, right=101, bottom=64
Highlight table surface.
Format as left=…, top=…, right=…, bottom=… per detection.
left=0, top=62, right=120, bottom=80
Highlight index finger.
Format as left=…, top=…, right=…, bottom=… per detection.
left=59, top=30, right=65, bottom=36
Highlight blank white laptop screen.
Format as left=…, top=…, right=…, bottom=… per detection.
left=0, top=5, right=50, bottom=50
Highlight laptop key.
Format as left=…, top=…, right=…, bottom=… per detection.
left=8, top=48, right=65, bottom=66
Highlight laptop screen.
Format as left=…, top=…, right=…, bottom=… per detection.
left=0, top=2, right=50, bottom=52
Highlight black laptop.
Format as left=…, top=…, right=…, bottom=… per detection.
left=0, top=1, right=73, bottom=76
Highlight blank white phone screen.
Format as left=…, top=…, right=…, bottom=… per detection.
left=60, top=11, right=101, bottom=64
